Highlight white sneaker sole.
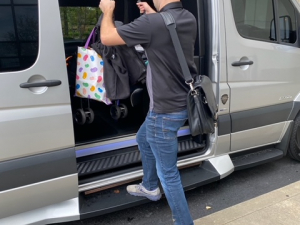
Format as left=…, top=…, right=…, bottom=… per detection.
left=127, top=191, right=162, bottom=201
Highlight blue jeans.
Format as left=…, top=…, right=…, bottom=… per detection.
left=136, top=109, right=194, bottom=225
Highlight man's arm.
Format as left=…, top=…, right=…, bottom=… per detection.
left=99, top=0, right=125, bottom=46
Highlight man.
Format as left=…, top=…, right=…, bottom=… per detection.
left=99, top=0, right=197, bottom=224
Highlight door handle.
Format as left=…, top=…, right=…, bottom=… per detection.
left=232, top=60, right=254, bottom=67
left=20, top=80, right=62, bottom=88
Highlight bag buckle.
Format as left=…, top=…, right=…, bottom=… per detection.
left=185, top=79, right=194, bottom=91
left=186, top=79, right=198, bottom=95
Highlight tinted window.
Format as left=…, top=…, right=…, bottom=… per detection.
left=0, top=0, right=38, bottom=72
left=60, top=7, right=100, bottom=41
left=14, top=0, right=38, bottom=4
left=277, top=0, right=297, bottom=43
left=0, top=0, right=11, bottom=4
left=231, top=0, right=276, bottom=42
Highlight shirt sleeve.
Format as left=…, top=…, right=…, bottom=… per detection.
left=117, top=15, right=151, bottom=47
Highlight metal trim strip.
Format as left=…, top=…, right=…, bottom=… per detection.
left=0, top=174, right=78, bottom=219
left=76, top=127, right=191, bottom=158
left=78, top=133, right=218, bottom=192
left=218, top=114, right=231, bottom=135
left=0, top=148, right=77, bottom=192
left=231, top=102, right=293, bottom=133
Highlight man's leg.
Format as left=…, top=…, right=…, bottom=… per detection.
left=136, top=119, right=159, bottom=190
left=127, top=117, right=161, bottom=201
left=147, top=110, right=194, bottom=225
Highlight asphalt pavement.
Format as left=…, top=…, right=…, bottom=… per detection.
left=59, top=156, right=300, bottom=225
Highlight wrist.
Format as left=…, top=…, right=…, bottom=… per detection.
left=103, top=8, right=114, bottom=16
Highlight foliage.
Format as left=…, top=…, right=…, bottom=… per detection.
left=60, top=7, right=102, bottom=40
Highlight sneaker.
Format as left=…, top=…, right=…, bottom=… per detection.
left=126, top=183, right=162, bottom=201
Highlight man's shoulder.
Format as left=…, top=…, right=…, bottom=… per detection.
left=147, top=10, right=195, bottom=23
left=145, top=13, right=163, bottom=22
left=117, top=15, right=151, bottom=33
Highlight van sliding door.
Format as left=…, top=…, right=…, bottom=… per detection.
left=224, top=0, right=300, bottom=152
left=0, top=0, right=78, bottom=223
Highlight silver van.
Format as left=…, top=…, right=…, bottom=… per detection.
left=1, top=0, right=300, bottom=224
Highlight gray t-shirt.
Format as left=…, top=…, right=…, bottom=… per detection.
left=117, top=2, right=197, bottom=113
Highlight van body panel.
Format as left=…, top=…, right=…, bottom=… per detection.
left=208, top=155, right=234, bottom=179
left=288, top=101, right=300, bottom=120
left=0, top=1, right=71, bottom=108
left=218, top=83, right=230, bottom=116
left=218, top=0, right=231, bottom=116
left=218, top=114, right=231, bottom=135
left=218, top=0, right=228, bottom=84
left=0, top=148, right=77, bottom=191
left=0, top=105, right=74, bottom=162
left=228, top=81, right=299, bottom=113
left=0, top=0, right=77, bottom=220
left=0, top=0, right=74, bottom=161
left=278, top=121, right=292, bottom=141
left=215, top=134, right=231, bottom=155
left=0, top=198, right=79, bottom=225
left=224, top=0, right=300, bottom=112
left=294, top=93, right=300, bottom=101
left=292, top=0, right=300, bottom=13
left=223, top=0, right=300, bottom=151
left=231, top=102, right=292, bottom=133
left=276, top=121, right=294, bottom=154
left=0, top=174, right=78, bottom=219
left=231, top=122, right=286, bottom=152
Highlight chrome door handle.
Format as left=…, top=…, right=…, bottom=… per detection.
left=232, top=60, right=254, bottom=67
left=20, top=80, right=62, bottom=88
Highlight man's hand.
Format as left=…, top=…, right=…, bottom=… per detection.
left=136, top=2, right=156, bottom=14
left=98, top=0, right=125, bottom=46
left=99, top=0, right=115, bottom=14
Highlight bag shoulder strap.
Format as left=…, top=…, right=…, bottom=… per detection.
left=85, top=27, right=96, bottom=49
left=160, top=11, right=193, bottom=84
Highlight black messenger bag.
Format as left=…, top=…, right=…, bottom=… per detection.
left=160, top=12, right=218, bottom=136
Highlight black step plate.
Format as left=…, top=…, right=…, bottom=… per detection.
left=231, top=148, right=284, bottom=171
left=79, top=161, right=219, bottom=219
left=77, top=137, right=205, bottom=177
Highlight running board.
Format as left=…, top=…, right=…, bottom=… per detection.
left=79, top=161, right=219, bottom=219
left=77, top=137, right=205, bottom=178
left=231, top=148, right=284, bottom=171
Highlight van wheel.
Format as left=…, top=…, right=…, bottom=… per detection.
left=74, top=109, right=86, bottom=125
left=110, top=105, right=121, bottom=120
left=85, top=108, right=95, bottom=124
left=119, top=103, right=128, bottom=118
left=288, top=114, right=300, bottom=161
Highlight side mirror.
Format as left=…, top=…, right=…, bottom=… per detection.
left=270, top=15, right=292, bottom=42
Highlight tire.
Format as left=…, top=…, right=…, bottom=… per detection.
left=288, top=114, right=300, bottom=161
left=74, top=108, right=86, bottom=125
left=110, top=105, right=121, bottom=120
left=119, top=103, right=128, bottom=119
left=85, top=108, right=95, bottom=124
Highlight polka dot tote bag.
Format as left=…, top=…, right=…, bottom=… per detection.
left=75, top=28, right=111, bottom=105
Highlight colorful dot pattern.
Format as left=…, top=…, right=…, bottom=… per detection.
left=75, top=47, right=111, bottom=105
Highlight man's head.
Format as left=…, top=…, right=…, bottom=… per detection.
left=152, top=0, right=180, bottom=11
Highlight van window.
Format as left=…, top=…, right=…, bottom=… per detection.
left=0, top=0, right=38, bottom=72
left=231, top=0, right=276, bottom=42
left=60, top=7, right=101, bottom=41
left=277, top=0, right=297, bottom=44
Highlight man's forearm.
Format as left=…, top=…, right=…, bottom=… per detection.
left=101, top=11, right=115, bottom=43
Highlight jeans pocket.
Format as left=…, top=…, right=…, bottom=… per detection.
left=162, top=117, right=187, bottom=140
